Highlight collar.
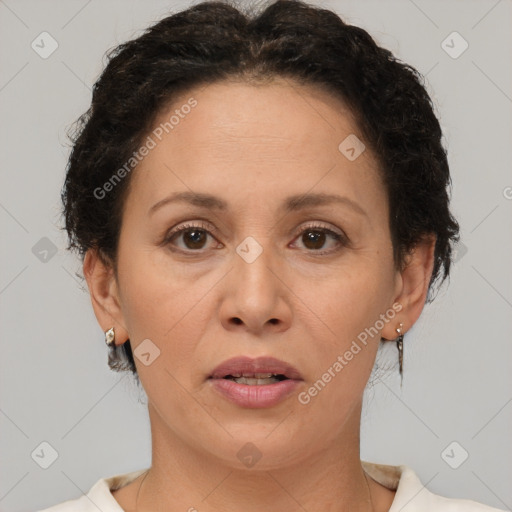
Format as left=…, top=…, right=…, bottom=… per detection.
left=83, top=461, right=492, bottom=512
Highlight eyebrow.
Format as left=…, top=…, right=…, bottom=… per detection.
left=148, top=191, right=367, bottom=217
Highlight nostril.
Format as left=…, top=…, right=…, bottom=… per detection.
left=232, top=317, right=243, bottom=325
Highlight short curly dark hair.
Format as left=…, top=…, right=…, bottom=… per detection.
left=62, top=0, right=459, bottom=380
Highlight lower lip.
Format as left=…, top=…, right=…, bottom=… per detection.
left=209, top=378, right=301, bottom=408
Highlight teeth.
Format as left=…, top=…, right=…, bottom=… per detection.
left=232, top=376, right=280, bottom=385
left=226, top=373, right=275, bottom=379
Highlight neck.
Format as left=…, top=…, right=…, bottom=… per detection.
left=134, top=400, right=379, bottom=512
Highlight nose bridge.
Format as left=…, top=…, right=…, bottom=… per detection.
left=221, top=232, right=290, bottom=332
left=234, top=233, right=279, bottom=300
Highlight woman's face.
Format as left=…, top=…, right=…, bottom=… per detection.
left=96, top=79, right=406, bottom=468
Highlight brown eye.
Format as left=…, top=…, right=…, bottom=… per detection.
left=292, top=224, right=347, bottom=254
left=164, top=222, right=219, bottom=252
left=180, top=228, right=208, bottom=249
left=302, top=230, right=328, bottom=250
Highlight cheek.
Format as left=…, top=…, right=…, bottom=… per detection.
left=118, top=219, right=395, bottom=387
left=117, top=244, right=214, bottom=363
left=298, top=255, right=394, bottom=344
left=292, top=255, right=394, bottom=409
left=116, top=245, right=227, bottom=434
left=295, top=284, right=383, bottom=433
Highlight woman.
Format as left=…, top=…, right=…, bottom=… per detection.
left=39, top=0, right=504, bottom=510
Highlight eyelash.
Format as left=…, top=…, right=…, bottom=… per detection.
left=163, top=220, right=348, bottom=256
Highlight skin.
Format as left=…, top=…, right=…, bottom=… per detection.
left=83, top=79, right=435, bottom=512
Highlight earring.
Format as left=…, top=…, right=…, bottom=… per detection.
left=105, top=327, right=115, bottom=347
left=396, top=322, right=404, bottom=387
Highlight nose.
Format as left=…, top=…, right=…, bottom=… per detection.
left=219, top=243, right=292, bottom=336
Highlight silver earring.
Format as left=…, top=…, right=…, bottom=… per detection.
left=396, top=323, right=404, bottom=387
left=105, top=327, right=115, bottom=347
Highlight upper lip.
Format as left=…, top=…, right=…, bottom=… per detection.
left=209, top=356, right=303, bottom=380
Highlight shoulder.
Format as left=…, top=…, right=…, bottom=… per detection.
left=35, top=469, right=148, bottom=512
left=362, top=461, right=506, bottom=512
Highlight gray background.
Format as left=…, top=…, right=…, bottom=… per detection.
left=0, top=0, right=511, bottom=511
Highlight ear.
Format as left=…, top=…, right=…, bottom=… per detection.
left=381, top=235, right=436, bottom=341
left=82, top=248, right=129, bottom=346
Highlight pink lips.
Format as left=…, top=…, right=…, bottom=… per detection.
left=208, top=356, right=303, bottom=408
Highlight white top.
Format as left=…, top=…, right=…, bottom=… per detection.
left=37, top=461, right=506, bottom=511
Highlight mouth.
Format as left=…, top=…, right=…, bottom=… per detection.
left=207, top=356, right=303, bottom=408
left=208, top=355, right=303, bottom=383
left=220, top=373, right=290, bottom=385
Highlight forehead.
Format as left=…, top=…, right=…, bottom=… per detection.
left=129, top=79, right=382, bottom=207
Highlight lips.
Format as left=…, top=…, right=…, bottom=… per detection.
left=208, top=356, right=303, bottom=408
left=209, top=356, right=303, bottom=381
